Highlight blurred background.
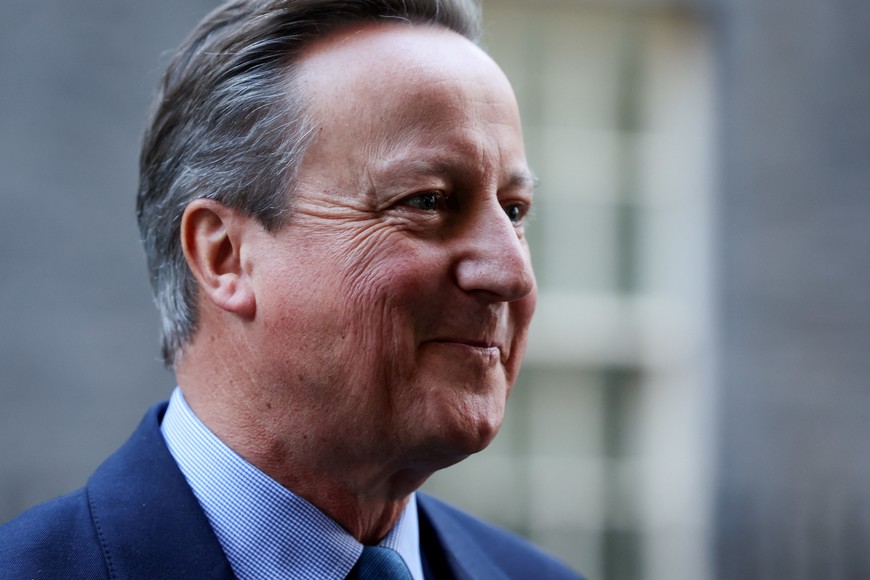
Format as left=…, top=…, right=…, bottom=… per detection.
left=1, top=1, right=868, bottom=579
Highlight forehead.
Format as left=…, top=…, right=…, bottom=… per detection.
left=296, top=22, right=505, bottom=97
left=293, top=23, right=527, bottom=185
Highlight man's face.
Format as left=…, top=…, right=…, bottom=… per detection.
left=245, top=24, right=536, bottom=469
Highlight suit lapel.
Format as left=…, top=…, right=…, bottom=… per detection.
left=86, top=403, right=235, bottom=579
left=417, top=494, right=508, bottom=580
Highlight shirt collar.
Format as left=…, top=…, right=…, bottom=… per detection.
left=161, top=387, right=423, bottom=580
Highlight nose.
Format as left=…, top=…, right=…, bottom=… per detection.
left=454, top=201, right=536, bottom=302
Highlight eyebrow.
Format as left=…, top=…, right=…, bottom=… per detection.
left=375, top=159, right=450, bottom=181
left=508, top=171, right=540, bottom=191
left=373, top=159, right=539, bottom=191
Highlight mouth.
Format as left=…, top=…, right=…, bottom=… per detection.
left=427, top=338, right=505, bottom=364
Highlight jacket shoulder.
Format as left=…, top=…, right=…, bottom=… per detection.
left=0, top=487, right=109, bottom=578
left=418, top=493, right=584, bottom=579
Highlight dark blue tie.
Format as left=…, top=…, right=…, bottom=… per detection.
left=347, top=546, right=414, bottom=580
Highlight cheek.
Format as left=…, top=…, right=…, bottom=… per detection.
left=339, top=237, right=446, bottom=334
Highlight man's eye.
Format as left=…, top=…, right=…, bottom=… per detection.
left=504, top=203, right=526, bottom=224
left=403, top=192, right=444, bottom=211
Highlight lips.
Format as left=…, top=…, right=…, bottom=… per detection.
left=437, top=338, right=498, bottom=349
left=427, top=338, right=506, bottom=364
left=424, top=310, right=512, bottom=363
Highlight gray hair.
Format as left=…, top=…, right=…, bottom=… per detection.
left=136, top=0, right=482, bottom=367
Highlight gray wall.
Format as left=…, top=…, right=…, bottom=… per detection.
left=712, top=0, right=870, bottom=577
left=0, top=0, right=218, bottom=521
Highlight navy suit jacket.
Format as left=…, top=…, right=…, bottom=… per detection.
left=0, top=403, right=582, bottom=579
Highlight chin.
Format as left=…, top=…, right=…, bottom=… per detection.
left=424, top=391, right=507, bottom=462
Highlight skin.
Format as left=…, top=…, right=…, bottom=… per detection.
left=176, top=23, right=537, bottom=544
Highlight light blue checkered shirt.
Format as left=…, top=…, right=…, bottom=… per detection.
left=161, top=387, right=424, bottom=580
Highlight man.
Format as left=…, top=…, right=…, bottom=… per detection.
left=0, top=0, right=581, bottom=578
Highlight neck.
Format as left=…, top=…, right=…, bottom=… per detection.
left=233, top=437, right=430, bottom=544
left=175, top=348, right=433, bottom=543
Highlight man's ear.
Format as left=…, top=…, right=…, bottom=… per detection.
left=180, top=199, right=257, bottom=319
